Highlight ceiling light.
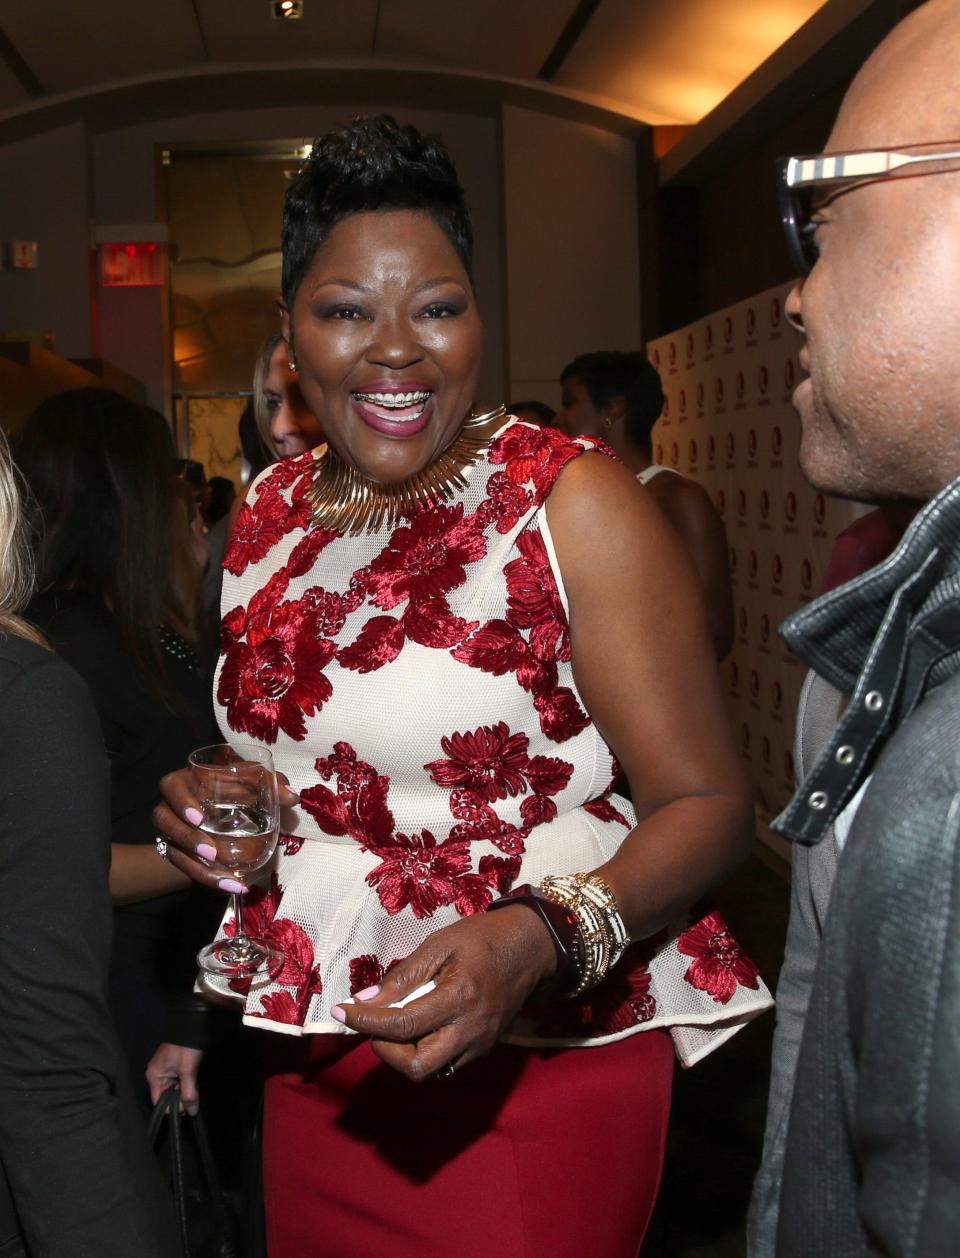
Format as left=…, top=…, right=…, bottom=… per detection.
left=271, top=0, right=303, bottom=18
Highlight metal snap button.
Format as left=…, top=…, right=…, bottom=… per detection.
left=864, top=691, right=884, bottom=712
left=835, top=745, right=855, bottom=765
left=809, top=790, right=829, bottom=811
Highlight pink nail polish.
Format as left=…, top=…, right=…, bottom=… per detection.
left=330, top=1006, right=346, bottom=1024
left=217, top=878, right=247, bottom=895
left=354, top=985, right=380, bottom=1001
left=197, top=843, right=218, bottom=862
left=185, top=807, right=203, bottom=826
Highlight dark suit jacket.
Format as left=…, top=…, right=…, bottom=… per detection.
left=778, top=673, right=960, bottom=1256
left=0, top=633, right=177, bottom=1258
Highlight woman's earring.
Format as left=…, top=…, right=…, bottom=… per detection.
left=288, top=357, right=297, bottom=374
left=602, top=414, right=613, bottom=428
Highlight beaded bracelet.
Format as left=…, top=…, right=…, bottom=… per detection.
left=539, top=872, right=630, bottom=996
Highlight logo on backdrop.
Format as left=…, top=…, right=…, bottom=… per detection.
left=715, top=377, right=725, bottom=411
left=746, top=306, right=757, bottom=343
left=723, top=316, right=734, bottom=351
left=695, top=382, right=705, bottom=415
left=651, top=347, right=661, bottom=371
left=747, top=428, right=758, bottom=462
left=759, top=489, right=771, bottom=529
left=758, top=365, right=770, bottom=405
left=671, top=441, right=680, bottom=466
left=770, top=297, right=782, bottom=331
left=783, top=359, right=796, bottom=396
left=735, top=371, right=746, bottom=406
left=685, top=332, right=696, bottom=364
left=772, top=552, right=784, bottom=592
left=784, top=490, right=799, bottom=533
left=688, top=438, right=698, bottom=469
left=801, top=558, right=813, bottom=593
left=707, top=433, right=717, bottom=466
left=813, top=492, right=828, bottom=537
left=728, top=546, right=738, bottom=580
left=678, top=388, right=687, bottom=420
left=715, top=488, right=726, bottom=517
left=726, top=432, right=736, bottom=466
left=737, top=489, right=748, bottom=524
left=704, top=323, right=714, bottom=357
left=771, top=424, right=783, bottom=465
left=748, top=549, right=759, bottom=588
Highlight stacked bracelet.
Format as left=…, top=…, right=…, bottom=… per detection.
left=539, top=872, right=630, bottom=996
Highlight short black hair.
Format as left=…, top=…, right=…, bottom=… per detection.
left=561, top=351, right=664, bottom=448
left=282, top=115, right=474, bottom=308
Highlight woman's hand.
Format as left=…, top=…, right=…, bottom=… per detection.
left=152, top=767, right=300, bottom=894
left=146, top=1043, right=205, bottom=1116
left=332, top=905, right=556, bottom=1081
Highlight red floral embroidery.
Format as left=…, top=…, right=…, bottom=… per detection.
left=339, top=505, right=483, bottom=673
left=365, top=830, right=472, bottom=918
left=300, top=742, right=395, bottom=848
left=476, top=470, right=532, bottom=534
left=532, top=946, right=658, bottom=1038
left=488, top=424, right=585, bottom=498
left=218, top=575, right=337, bottom=743
left=505, top=531, right=571, bottom=663
left=360, top=504, right=488, bottom=610
left=677, top=910, right=761, bottom=1005
left=583, top=795, right=631, bottom=827
left=348, top=954, right=400, bottom=995
left=451, top=528, right=589, bottom=744
left=223, top=458, right=314, bottom=576
left=447, top=789, right=527, bottom=854
left=425, top=722, right=531, bottom=801
left=226, top=873, right=323, bottom=1025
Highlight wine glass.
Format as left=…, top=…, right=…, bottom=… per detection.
left=190, top=742, right=281, bottom=978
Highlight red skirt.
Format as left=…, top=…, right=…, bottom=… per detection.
left=263, top=1029, right=674, bottom=1258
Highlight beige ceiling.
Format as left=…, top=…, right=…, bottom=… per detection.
left=0, top=0, right=830, bottom=126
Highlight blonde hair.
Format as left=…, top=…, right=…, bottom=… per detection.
left=253, top=333, right=284, bottom=461
left=0, top=428, right=44, bottom=645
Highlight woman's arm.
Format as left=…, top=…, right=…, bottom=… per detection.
left=338, top=453, right=750, bottom=1078
left=0, top=653, right=177, bottom=1258
left=547, top=453, right=750, bottom=935
left=110, top=840, right=190, bottom=904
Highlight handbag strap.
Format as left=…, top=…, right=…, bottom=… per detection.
left=149, top=1086, right=190, bottom=1257
left=149, top=1084, right=238, bottom=1258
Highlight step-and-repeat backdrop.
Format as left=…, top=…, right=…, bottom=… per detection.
left=648, top=283, right=858, bottom=858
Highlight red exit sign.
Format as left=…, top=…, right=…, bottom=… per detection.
left=101, top=241, right=166, bottom=287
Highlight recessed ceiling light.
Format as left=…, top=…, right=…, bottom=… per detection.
left=271, top=0, right=303, bottom=18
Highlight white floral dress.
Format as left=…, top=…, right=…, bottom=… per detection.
left=212, top=418, right=772, bottom=1066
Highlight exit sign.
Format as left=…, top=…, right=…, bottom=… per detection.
left=101, top=241, right=166, bottom=287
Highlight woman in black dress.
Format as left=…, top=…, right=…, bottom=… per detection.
left=17, top=388, right=219, bottom=1098
left=0, top=426, right=177, bottom=1257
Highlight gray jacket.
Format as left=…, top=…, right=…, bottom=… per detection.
left=751, top=476, right=960, bottom=1256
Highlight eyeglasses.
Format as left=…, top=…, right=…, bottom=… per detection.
left=776, top=141, right=960, bottom=276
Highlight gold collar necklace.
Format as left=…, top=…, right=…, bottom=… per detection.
left=307, top=404, right=507, bottom=536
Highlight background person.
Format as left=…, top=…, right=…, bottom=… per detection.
left=154, top=114, right=770, bottom=1258
left=747, top=2, right=960, bottom=1252
left=507, top=398, right=556, bottom=426
left=558, top=350, right=734, bottom=658
left=17, top=388, right=219, bottom=1100
left=253, top=330, right=326, bottom=459
left=0, top=428, right=178, bottom=1258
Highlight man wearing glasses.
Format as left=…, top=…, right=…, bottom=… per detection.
left=748, top=1, right=960, bottom=1254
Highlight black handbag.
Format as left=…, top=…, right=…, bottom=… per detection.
left=149, top=1085, right=239, bottom=1258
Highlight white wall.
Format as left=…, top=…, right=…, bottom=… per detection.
left=500, top=105, right=641, bottom=410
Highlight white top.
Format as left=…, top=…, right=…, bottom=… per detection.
left=637, top=464, right=683, bottom=486
left=209, top=418, right=771, bottom=1065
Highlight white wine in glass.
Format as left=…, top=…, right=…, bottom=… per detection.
left=190, top=743, right=281, bottom=978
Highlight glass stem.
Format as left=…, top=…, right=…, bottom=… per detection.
left=233, top=891, right=245, bottom=941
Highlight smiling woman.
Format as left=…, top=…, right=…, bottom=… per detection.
left=153, top=114, right=771, bottom=1258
